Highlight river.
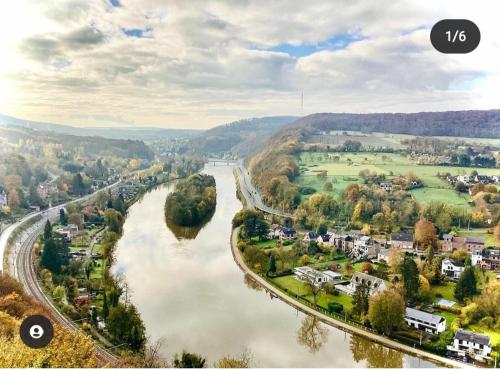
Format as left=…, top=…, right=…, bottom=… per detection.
left=113, top=165, right=435, bottom=367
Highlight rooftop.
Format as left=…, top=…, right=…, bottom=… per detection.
left=406, top=308, right=444, bottom=325
left=455, top=330, right=490, bottom=346
left=392, top=232, right=413, bottom=242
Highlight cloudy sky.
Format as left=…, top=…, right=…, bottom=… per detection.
left=0, top=0, right=499, bottom=129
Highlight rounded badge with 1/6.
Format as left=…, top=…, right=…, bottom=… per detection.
left=19, top=315, right=54, bottom=349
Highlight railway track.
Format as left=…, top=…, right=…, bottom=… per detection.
left=14, top=218, right=118, bottom=364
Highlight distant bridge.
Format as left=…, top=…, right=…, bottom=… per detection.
left=207, top=158, right=238, bottom=166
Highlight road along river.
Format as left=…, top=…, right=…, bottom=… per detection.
left=112, top=165, right=437, bottom=368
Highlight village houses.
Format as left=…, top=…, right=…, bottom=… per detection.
left=441, top=259, right=465, bottom=280
left=335, top=272, right=387, bottom=296
left=405, top=307, right=446, bottom=334
left=390, top=232, right=414, bottom=250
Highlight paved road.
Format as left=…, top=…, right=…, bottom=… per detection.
left=235, top=162, right=294, bottom=218
left=229, top=227, right=470, bottom=369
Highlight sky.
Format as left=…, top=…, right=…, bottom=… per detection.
left=0, top=0, right=499, bottom=129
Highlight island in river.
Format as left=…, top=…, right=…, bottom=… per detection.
left=164, top=173, right=217, bottom=238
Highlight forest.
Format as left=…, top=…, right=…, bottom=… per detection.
left=164, top=174, right=217, bottom=227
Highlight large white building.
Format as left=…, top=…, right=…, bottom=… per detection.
left=405, top=308, right=446, bottom=334
left=441, top=259, right=465, bottom=280
left=335, top=272, right=387, bottom=296
left=447, top=330, right=492, bottom=362
left=293, top=267, right=342, bottom=287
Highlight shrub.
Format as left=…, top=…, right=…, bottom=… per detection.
left=328, top=302, right=344, bottom=314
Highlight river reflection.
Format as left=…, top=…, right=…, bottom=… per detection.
left=113, top=165, right=436, bottom=367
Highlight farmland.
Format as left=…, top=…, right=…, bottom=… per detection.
left=294, top=152, right=499, bottom=208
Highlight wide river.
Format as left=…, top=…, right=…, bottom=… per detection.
left=113, top=165, right=435, bottom=367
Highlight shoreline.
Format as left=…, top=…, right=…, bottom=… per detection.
left=229, top=226, right=471, bottom=369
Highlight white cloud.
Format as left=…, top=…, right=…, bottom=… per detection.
left=0, top=0, right=499, bottom=129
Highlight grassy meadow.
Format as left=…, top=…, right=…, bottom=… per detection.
left=294, top=152, right=499, bottom=208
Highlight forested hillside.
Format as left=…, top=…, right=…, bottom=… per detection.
left=289, top=110, right=500, bottom=138
left=195, top=116, right=298, bottom=156
left=0, top=126, right=153, bottom=160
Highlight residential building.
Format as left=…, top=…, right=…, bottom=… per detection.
left=335, top=272, right=387, bottom=296
left=440, top=235, right=484, bottom=254
left=316, top=234, right=330, bottom=245
left=377, top=248, right=390, bottom=264
left=322, top=270, right=342, bottom=282
left=268, top=224, right=284, bottom=239
left=405, top=307, right=446, bottom=334
left=303, top=232, right=319, bottom=243
left=391, top=232, right=414, bottom=250
left=55, top=224, right=79, bottom=240
left=441, top=258, right=465, bottom=280
left=480, top=248, right=500, bottom=271
left=293, top=266, right=327, bottom=287
left=457, top=175, right=470, bottom=184
left=280, top=227, right=297, bottom=241
left=329, top=233, right=354, bottom=253
left=380, top=182, right=393, bottom=192
left=447, top=330, right=492, bottom=361
left=474, top=175, right=492, bottom=184
left=352, top=236, right=379, bottom=260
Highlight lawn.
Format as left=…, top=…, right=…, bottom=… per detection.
left=271, top=275, right=353, bottom=310
left=431, top=282, right=457, bottom=302
left=467, top=324, right=500, bottom=346
left=434, top=310, right=457, bottom=327
left=294, top=152, right=498, bottom=207
left=252, top=238, right=277, bottom=249
left=456, top=230, right=496, bottom=247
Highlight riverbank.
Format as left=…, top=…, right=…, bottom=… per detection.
left=229, top=226, right=471, bottom=369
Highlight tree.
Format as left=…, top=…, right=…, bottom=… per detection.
left=41, top=238, right=61, bottom=274
left=401, top=255, right=420, bottom=302
left=107, top=304, right=146, bottom=350
left=7, top=189, right=20, bottom=210
left=305, top=279, right=321, bottom=305
left=324, top=181, right=333, bottom=191
left=454, top=267, right=477, bottom=302
left=268, top=254, right=277, bottom=274
left=173, top=351, right=207, bottom=368
left=28, top=184, right=43, bottom=207
left=388, top=248, right=404, bottom=274
left=104, top=208, right=124, bottom=233
left=494, top=222, right=500, bottom=244
left=59, top=209, right=68, bottom=226
left=215, top=351, right=252, bottom=368
left=352, top=283, right=370, bottom=317
left=71, top=173, right=86, bottom=196
left=414, top=219, right=436, bottom=250
left=360, top=262, right=373, bottom=274
left=102, top=290, right=109, bottom=319
left=68, top=213, right=83, bottom=230
left=43, top=220, right=52, bottom=241
left=368, top=289, right=405, bottom=336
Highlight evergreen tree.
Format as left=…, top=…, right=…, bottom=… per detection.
left=28, top=184, right=43, bottom=207
left=352, top=283, right=370, bottom=316
left=454, top=267, right=477, bottom=302
left=401, top=254, right=420, bottom=302
left=102, top=291, right=109, bottom=319
left=59, top=208, right=68, bottom=225
left=268, top=254, right=277, bottom=274
left=41, top=237, right=61, bottom=274
left=72, top=173, right=85, bottom=196
left=43, top=220, right=52, bottom=241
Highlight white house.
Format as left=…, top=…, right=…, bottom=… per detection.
left=447, top=330, right=492, bottom=361
left=457, top=175, right=470, bottom=184
left=316, top=234, right=331, bottom=245
left=293, top=266, right=328, bottom=287
left=380, top=182, right=393, bottom=192
left=303, top=232, right=319, bottom=243
left=280, top=227, right=297, bottom=241
left=322, top=270, right=342, bottom=283
left=352, top=236, right=379, bottom=260
left=377, top=248, right=390, bottom=264
left=441, top=259, right=465, bottom=280
left=335, top=272, right=387, bottom=296
left=405, top=308, right=446, bottom=334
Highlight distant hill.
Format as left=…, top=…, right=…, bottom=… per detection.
left=0, top=125, right=154, bottom=160
left=0, top=114, right=200, bottom=140
left=194, top=116, right=300, bottom=156
left=287, top=110, right=500, bottom=138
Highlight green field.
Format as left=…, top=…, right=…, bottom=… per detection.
left=272, top=275, right=353, bottom=310
left=295, top=152, right=499, bottom=207
left=431, top=282, right=456, bottom=302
